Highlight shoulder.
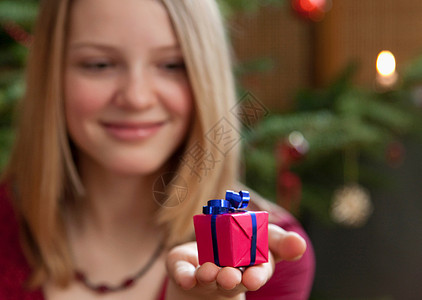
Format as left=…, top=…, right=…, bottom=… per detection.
left=239, top=186, right=315, bottom=300
left=0, top=182, right=42, bottom=299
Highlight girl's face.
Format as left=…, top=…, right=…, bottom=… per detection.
left=65, top=0, right=193, bottom=176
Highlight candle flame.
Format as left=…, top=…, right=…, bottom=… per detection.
left=376, top=51, right=396, bottom=76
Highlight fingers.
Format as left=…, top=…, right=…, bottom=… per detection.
left=196, top=263, right=243, bottom=291
left=166, top=227, right=304, bottom=297
left=216, top=267, right=242, bottom=290
left=268, top=224, right=307, bottom=263
left=167, top=242, right=246, bottom=294
left=195, top=262, right=220, bottom=284
left=242, top=251, right=275, bottom=291
left=166, top=242, right=199, bottom=290
left=172, top=260, right=197, bottom=290
left=242, top=224, right=308, bottom=292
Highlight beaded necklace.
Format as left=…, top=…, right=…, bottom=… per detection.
left=74, top=242, right=163, bottom=294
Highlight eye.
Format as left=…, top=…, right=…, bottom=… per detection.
left=162, top=61, right=186, bottom=72
left=80, top=61, right=115, bottom=71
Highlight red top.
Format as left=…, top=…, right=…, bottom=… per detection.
left=0, top=184, right=314, bottom=299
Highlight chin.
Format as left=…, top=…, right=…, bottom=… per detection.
left=106, top=157, right=167, bottom=177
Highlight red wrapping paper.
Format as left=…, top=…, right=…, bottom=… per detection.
left=194, top=211, right=268, bottom=267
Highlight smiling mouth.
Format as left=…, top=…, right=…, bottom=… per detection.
left=102, top=121, right=165, bottom=141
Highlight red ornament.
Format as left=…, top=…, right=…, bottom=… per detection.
left=278, top=143, right=302, bottom=167
left=276, top=132, right=308, bottom=170
left=2, top=21, right=33, bottom=47
left=385, top=141, right=405, bottom=168
left=276, top=132, right=308, bottom=214
left=291, top=0, right=331, bottom=21
left=277, top=171, right=302, bottom=213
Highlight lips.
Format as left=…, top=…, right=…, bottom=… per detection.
left=102, top=121, right=165, bottom=141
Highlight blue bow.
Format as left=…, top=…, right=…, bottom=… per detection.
left=203, top=190, right=250, bottom=215
left=202, top=190, right=256, bottom=267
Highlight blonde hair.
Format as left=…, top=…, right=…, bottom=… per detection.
left=158, top=0, right=240, bottom=244
left=2, top=0, right=240, bottom=288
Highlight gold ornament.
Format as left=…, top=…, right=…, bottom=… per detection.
left=331, top=184, right=373, bottom=228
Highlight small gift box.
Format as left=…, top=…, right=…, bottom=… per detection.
left=193, top=190, right=269, bottom=267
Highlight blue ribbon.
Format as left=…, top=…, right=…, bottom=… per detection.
left=211, top=214, right=219, bottom=266
left=249, top=212, right=257, bottom=266
left=202, top=199, right=231, bottom=215
left=202, top=190, right=250, bottom=215
left=203, top=190, right=257, bottom=267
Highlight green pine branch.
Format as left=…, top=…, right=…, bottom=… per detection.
left=0, top=1, right=38, bottom=25
left=243, top=59, right=422, bottom=223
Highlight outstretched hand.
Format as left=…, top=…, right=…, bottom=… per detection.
left=165, top=224, right=307, bottom=300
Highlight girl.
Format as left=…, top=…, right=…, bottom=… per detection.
left=0, top=0, right=314, bottom=299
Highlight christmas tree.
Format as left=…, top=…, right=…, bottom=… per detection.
left=0, top=0, right=38, bottom=168
left=242, top=60, right=422, bottom=225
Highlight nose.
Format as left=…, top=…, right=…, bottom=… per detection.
left=114, top=69, right=156, bottom=110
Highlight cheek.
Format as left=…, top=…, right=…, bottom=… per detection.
left=64, top=74, right=110, bottom=119
left=162, top=80, right=194, bottom=122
